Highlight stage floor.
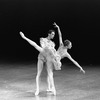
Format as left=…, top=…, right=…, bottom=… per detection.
left=0, top=63, right=100, bottom=100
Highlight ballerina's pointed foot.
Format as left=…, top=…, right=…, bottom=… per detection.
left=46, top=88, right=52, bottom=92
left=52, top=89, right=56, bottom=95
left=47, top=88, right=56, bottom=95
left=35, top=90, right=39, bottom=96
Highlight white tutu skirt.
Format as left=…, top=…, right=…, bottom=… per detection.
left=53, top=55, right=62, bottom=70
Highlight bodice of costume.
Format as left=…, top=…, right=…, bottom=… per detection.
left=57, top=45, right=67, bottom=59
left=40, top=37, right=55, bottom=49
left=38, top=38, right=55, bottom=61
left=40, top=37, right=57, bottom=56
left=39, top=37, right=62, bottom=70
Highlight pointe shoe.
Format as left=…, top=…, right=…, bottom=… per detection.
left=35, top=90, right=39, bottom=96
left=47, top=88, right=56, bottom=95
left=46, top=88, right=52, bottom=92
left=52, top=89, right=56, bottom=95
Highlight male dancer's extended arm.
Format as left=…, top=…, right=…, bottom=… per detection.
left=20, top=32, right=43, bottom=52
left=65, top=52, right=85, bottom=74
left=53, top=22, right=63, bottom=46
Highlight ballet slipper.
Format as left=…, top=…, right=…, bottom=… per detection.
left=35, top=90, right=39, bottom=96
left=46, top=88, right=52, bottom=92
left=51, top=88, right=56, bottom=95
left=47, top=87, right=56, bottom=95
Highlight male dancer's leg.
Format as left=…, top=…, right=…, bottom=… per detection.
left=47, top=61, right=55, bottom=91
left=35, top=59, right=44, bottom=96
left=47, top=75, right=51, bottom=91
left=46, top=61, right=56, bottom=95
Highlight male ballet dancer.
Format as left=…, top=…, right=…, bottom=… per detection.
left=20, top=30, right=59, bottom=95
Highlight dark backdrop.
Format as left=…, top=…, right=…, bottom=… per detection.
left=0, top=0, right=100, bottom=65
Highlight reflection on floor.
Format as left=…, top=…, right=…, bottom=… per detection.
left=0, top=63, right=100, bottom=100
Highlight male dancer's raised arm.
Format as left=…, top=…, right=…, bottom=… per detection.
left=20, top=32, right=43, bottom=52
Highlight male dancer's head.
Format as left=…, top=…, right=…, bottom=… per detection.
left=47, top=30, right=55, bottom=40
left=40, top=30, right=55, bottom=48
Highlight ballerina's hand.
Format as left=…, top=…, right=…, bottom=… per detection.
left=53, top=22, right=59, bottom=28
left=20, top=32, right=25, bottom=39
left=80, top=68, right=85, bottom=74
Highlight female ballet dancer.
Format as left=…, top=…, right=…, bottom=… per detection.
left=19, top=31, right=60, bottom=96
left=46, top=22, right=85, bottom=91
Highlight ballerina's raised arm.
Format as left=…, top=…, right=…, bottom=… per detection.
left=53, top=22, right=63, bottom=46
left=53, top=23, right=85, bottom=74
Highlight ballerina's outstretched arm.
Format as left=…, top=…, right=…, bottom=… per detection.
left=65, top=52, right=85, bottom=74
left=20, top=32, right=43, bottom=52
left=53, top=22, right=63, bottom=46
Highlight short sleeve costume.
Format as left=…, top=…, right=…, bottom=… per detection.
left=38, top=37, right=56, bottom=61
left=38, top=37, right=62, bottom=70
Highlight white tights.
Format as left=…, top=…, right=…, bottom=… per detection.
left=35, top=60, right=56, bottom=96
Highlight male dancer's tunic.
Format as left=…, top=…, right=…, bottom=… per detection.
left=38, top=38, right=61, bottom=70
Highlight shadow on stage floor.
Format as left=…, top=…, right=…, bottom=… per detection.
left=0, top=63, right=100, bottom=100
